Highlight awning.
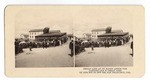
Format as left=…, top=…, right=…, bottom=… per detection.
left=98, top=32, right=129, bottom=37
left=35, top=32, right=66, bottom=37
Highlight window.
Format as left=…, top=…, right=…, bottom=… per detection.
left=92, top=35, right=96, bottom=37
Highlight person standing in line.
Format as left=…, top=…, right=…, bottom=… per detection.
left=45, top=41, right=48, bottom=48
left=53, top=39, right=56, bottom=47
left=42, top=40, right=46, bottom=49
left=130, top=41, right=133, bottom=57
left=59, top=40, right=62, bottom=46
left=91, top=41, right=94, bottom=51
left=69, top=40, right=74, bottom=57
left=46, top=40, right=49, bottom=48
left=29, top=42, right=32, bottom=51
left=105, top=39, right=109, bottom=48
left=42, top=41, right=44, bottom=49
left=15, top=39, right=19, bottom=54
left=108, top=40, right=111, bottom=47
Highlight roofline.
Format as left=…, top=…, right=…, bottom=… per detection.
left=98, top=32, right=129, bottom=37
left=35, top=33, right=66, bottom=37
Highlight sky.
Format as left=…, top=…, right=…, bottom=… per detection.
left=15, top=6, right=133, bottom=38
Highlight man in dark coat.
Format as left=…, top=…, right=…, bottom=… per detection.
left=91, top=41, right=94, bottom=51
left=29, top=42, right=32, bottom=51
left=15, top=39, right=19, bottom=54
left=130, top=41, right=133, bottom=57
left=69, top=40, right=74, bottom=56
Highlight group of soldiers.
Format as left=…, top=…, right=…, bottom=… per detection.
left=69, top=39, right=95, bottom=56
left=15, top=38, right=68, bottom=55
left=15, top=36, right=132, bottom=56
left=98, top=38, right=127, bottom=48
left=69, top=40, right=86, bottom=57
left=69, top=37, right=131, bottom=56
left=15, top=39, right=23, bottom=55
left=82, top=37, right=130, bottom=48
left=41, top=39, right=63, bottom=48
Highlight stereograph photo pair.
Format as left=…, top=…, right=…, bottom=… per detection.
left=5, top=5, right=144, bottom=77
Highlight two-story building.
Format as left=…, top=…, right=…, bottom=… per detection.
left=91, top=28, right=106, bottom=39
left=29, top=29, right=43, bottom=40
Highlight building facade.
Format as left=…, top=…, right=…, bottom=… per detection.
left=29, top=29, right=43, bottom=40
left=98, top=32, right=130, bottom=46
left=91, top=28, right=106, bottom=39
left=35, top=32, right=67, bottom=41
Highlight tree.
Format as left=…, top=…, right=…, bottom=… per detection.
left=43, top=27, right=49, bottom=34
left=106, top=27, right=112, bottom=33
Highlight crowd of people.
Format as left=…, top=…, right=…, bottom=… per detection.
left=82, top=37, right=130, bottom=48
left=69, top=36, right=131, bottom=56
left=15, top=36, right=132, bottom=56
left=15, top=37, right=68, bottom=55
left=15, top=39, right=23, bottom=55
left=69, top=40, right=86, bottom=57
left=40, top=38, right=67, bottom=48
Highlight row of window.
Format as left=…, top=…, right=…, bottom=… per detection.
left=92, top=32, right=105, bottom=34
left=29, top=36, right=34, bottom=38
left=30, top=32, right=42, bottom=35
